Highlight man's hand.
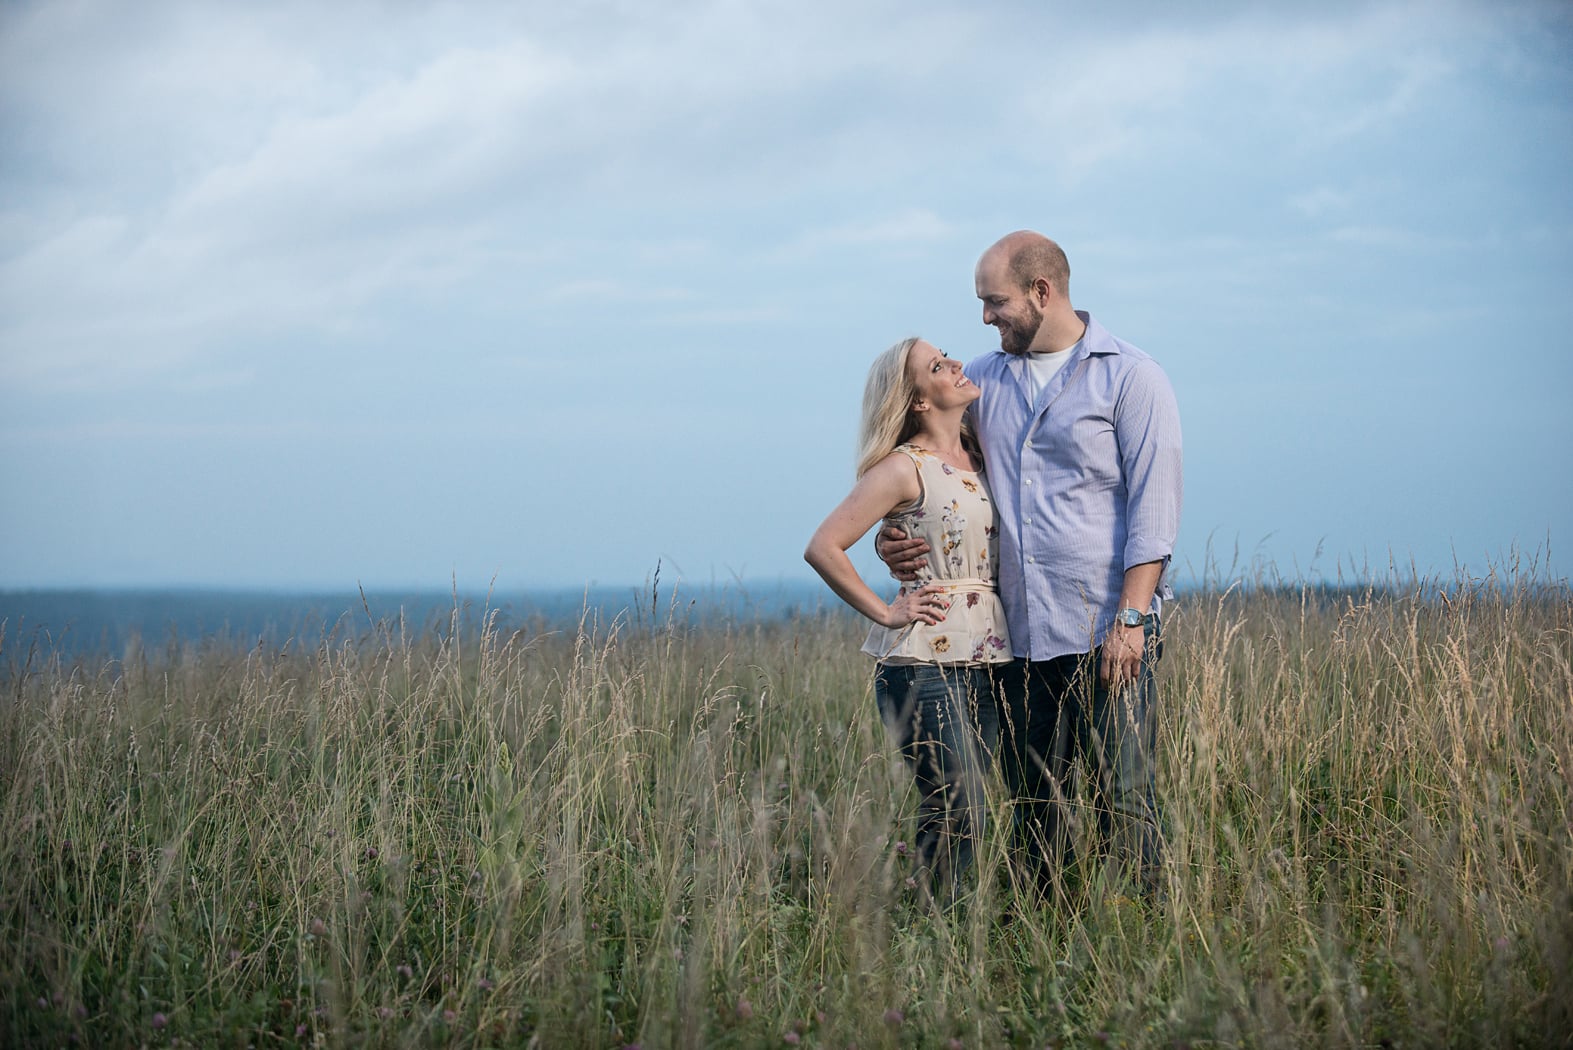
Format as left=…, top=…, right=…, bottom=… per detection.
left=1099, top=623, right=1145, bottom=687
left=1101, top=563, right=1164, bottom=687
left=874, top=525, right=929, bottom=582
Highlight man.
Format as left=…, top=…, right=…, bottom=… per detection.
left=880, top=230, right=1182, bottom=896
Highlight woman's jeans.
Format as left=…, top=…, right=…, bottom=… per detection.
left=874, top=662, right=1000, bottom=905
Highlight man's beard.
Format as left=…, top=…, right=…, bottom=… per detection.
left=998, top=302, right=1043, bottom=355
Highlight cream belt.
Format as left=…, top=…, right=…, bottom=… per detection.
left=874, top=577, right=1000, bottom=663
left=905, top=577, right=995, bottom=594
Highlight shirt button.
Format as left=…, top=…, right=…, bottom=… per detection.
left=1025, top=479, right=1033, bottom=486
left=1024, top=518, right=1032, bottom=525
left=1027, top=556, right=1036, bottom=564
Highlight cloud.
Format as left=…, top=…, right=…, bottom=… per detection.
left=647, top=305, right=790, bottom=327
left=2, top=0, right=1570, bottom=590
left=168, top=42, right=568, bottom=235
left=1289, top=187, right=1353, bottom=218
left=2, top=20, right=562, bottom=386
left=540, top=280, right=694, bottom=304
left=770, top=209, right=955, bottom=260
left=1011, top=1, right=1511, bottom=181
left=1324, top=224, right=1459, bottom=249
left=0, top=0, right=1562, bottom=397
left=1315, top=52, right=1455, bottom=142
left=2, top=0, right=970, bottom=391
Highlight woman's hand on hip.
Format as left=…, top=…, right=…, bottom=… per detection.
left=883, top=583, right=950, bottom=628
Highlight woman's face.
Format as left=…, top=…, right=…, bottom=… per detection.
left=906, top=340, right=979, bottom=413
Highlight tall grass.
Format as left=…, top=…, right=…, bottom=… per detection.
left=3, top=570, right=1569, bottom=1048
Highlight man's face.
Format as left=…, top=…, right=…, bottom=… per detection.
left=975, top=253, right=1042, bottom=355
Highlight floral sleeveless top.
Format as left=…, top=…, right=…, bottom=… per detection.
left=861, top=445, right=1012, bottom=665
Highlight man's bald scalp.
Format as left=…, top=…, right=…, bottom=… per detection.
left=1002, top=231, right=1070, bottom=298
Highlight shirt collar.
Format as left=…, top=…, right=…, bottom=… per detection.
left=1078, top=311, right=1119, bottom=356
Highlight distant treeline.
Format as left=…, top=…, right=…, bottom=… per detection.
left=0, top=582, right=836, bottom=662
left=4, top=574, right=1566, bottom=664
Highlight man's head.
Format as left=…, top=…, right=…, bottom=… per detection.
left=974, top=231, right=1076, bottom=355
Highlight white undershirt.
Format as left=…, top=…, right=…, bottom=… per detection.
left=1024, top=338, right=1080, bottom=405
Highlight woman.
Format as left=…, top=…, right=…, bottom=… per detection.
left=804, top=336, right=1011, bottom=905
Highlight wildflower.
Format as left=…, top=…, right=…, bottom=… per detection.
left=478, top=978, right=495, bottom=991
left=883, top=1008, right=904, bottom=1025
left=735, top=998, right=753, bottom=1021
left=364, top=846, right=379, bottom=860
left=397, top=964, right=414, bottom=979
left=378, top=1007, right=394, bottom=1020
left=784, top=1033, right=800, bottom=1045
left=443, top=1009, right=457, bottom=1023
left=894, top=840, right=908, bottom=855
left=296, top=1024, right=307, bottom=1037
left=152, top=1013, right=168, bottom=1029
left=308, top=918, right=327, bottom=937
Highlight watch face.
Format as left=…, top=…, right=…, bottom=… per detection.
left=1120, top=609, right=1144, bottom=626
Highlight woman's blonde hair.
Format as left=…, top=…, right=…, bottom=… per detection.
left=855, top=336, right=979, bottom=477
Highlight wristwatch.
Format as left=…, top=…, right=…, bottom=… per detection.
left=1116, top=607, right=1147, bottom=628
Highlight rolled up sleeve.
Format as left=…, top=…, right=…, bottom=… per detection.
left=1117, top=359, right=1183, bottom=573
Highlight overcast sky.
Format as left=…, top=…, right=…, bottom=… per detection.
left=2, top=0, right=1569, bottom=595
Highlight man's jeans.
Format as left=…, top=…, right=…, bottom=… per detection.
left=874, top=662, right=1000, bottom=906
left=993, top=617, right=1165, bottom=895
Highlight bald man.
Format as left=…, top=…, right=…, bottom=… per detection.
left=880, top=231, right=1182, bottom=897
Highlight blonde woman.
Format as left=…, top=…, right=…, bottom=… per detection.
left=804, top=337, right=1011, bottom=904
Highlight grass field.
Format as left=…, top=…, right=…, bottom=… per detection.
left=3, top=570, right=1570, bottom=1048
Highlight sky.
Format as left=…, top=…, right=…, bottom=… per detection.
left=2, top=0, right=1570, bottom=595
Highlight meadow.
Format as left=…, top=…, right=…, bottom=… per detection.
left=3, top=570, right=1570, bottom=1048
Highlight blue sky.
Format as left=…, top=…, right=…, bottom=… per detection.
left=2, top=0, right=1570, bottom=593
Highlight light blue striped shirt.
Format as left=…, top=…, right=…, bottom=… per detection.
left=966, top=311, right=1182, bottom=661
